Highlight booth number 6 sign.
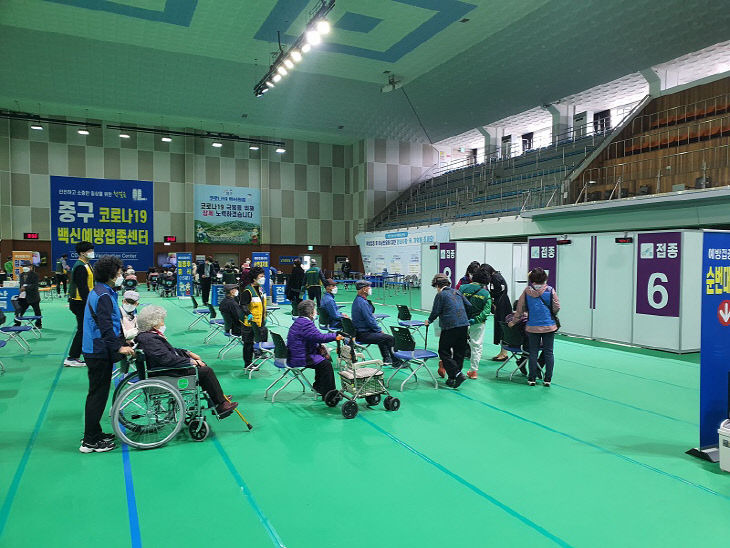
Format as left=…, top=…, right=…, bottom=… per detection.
left=636, top=233, right=681, bottom=317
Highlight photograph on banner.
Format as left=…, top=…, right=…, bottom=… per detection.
left=194, top=184, right=261, bottom=244
left=528, top=237, right=557, bottom=286
left=356, top=227, right=450, bottom=282
left=176, top=252, right=193, bottom=297
left=50, top=176, right=153, bottom=272
left=635, top=232, right=681, bottom=317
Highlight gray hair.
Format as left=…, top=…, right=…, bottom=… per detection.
left=137, top=305, right=167, bottom=332
left=297, top=299, right=316, bottom=319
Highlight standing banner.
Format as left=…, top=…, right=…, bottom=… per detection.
left=12, top=251, right=34, bottom=280
left=698, top=231, right=730, bottom=450
left=528, top=237, right=557, bottom=286
left=252, top=252, right=271, bottom=295
left=0, top=287, right=20, bottom=312
left=194, top=184, right=261, bottom=244
left=176, top=252, right=193, bottom=297
left=636, top=232, right=681, bottom=317
left=272, top=284, right=290, bottom=305
left=50, top=176, right=153, bottom=271
left=439, top=243, right=456, bottom=283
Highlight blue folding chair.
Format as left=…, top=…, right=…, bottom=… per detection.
left=340, top=317, right=372, bottom=361
left=267, top=305, right=281, bottom=326
left=0, top=339, right=6, bottom=374
left=396, top=305, right=425, bottom=340
left=388, top=326, right=439, bottom=391
left=204, top=306, right=225, bottom=344
left=0, top=310, right=32, bottom=353
left=264, top=332, right=314, bottom=402
left=187, top=295, right=210, bottom=331
left=496, top=322, right=543, bottom=382
left=11, top=296, right=42, bottom=339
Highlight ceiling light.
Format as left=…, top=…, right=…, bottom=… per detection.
left=77, top=129, right=89, bottom=135
left=277, top=66, right=288, bottom=76
left=283, top=58, right=294, bottom=69
left=260, top=87, right=269, bottom=94
left=161, top=137, right=172, bottom=142
left=276, top=148, right=286, bottom=154
left=305, top=30, right=321, bottom=46
left=212, top=142, right=223, bottom=148
left=301, top=43, right=311, bottom=53
left=249, top=145, right=260, bottom=151
left=30, top=123, right=43, bottom=130
left=316, top=20, right=330, bottom=35
left=291, top=50, right=302, bottom=62
left=119, top=133, right=130, bottom=139
left=265, top=81, right=275, bottom=88
left=272, top=74, right=282, bottom=83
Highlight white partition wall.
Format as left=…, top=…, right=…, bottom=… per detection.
left=593, top=233, right=635, bottom=344
left=554, top=235, right=593, bottom=338
left=420, top=244, right=439, bottom=310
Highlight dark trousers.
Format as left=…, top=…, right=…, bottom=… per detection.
left=153, top=366, right=225, bottom=406
left=83, top=356, right=113, bottom=443
left=306, top=357, right=335, bottom=396
left=201, top=277, right=212, bottom=304
left=15, top=299, right=42, bottom=326
left=242, top=326, right=255, bottom=366
left=55, top=273, right=68, bottom=295
left=438, top=326, right=469, bottom=380
left=307, top=286, right=322, bottom=307
left=356, top=331, right=398, bottom=365
left=290, top=294, right=302, bottom=316
left=528, top=331, right=555, bottom=382
left=68, top=299, right=86, bottom=359
left=0, top=273, right=6, bottom=286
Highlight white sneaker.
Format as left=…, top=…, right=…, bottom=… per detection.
left=64, top=358, right=86, bottom=367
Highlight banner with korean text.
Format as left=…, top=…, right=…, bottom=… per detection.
left=176, top=252, right=193, bottom=297
left=194, top=184, right=261, bottom=244
left=635, top=232, right=681, bottom=317
left=50, top=176, right=153, bottom=272
left=528, top=238, right=557, bottom=287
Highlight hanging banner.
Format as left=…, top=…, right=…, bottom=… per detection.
left=699, top=231, right=730, bottom=449
left=279, top=256, right=301, bottom=265
left=50, top=176, right=153, bottom=272
left=439, top=243, right=456, bottom=283
left=252, top=252, right=271, bottom=295
left=636, top=232, right=681, bottom=317
left=176, top=252, right=193, bottom=297
left=194, top=184, right=261, bottom=244
left=528, top=237, right=557, bottom=287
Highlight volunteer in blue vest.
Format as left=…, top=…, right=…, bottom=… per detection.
left=240, top=266, right=268, bottom=370
left=321, top=278, right=347, bottom=329
left=80, top=255, right=134, bottom=453
left=509, top=267, right=560, bottom=386
left=65, top=241, right=95, bottom=367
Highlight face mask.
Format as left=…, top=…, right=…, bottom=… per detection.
left=256, top=276, right=265, bottom=285
left=531, top=283, right=543, bottom=290
left=86, top=251, right=95, bottom=259
left=22, top=267, right=30, bottom=273
left=331, top=286, right=338, bottom=295
left=366, top=287, right=372, bottom=296
left=157, top=325, right=167, bottom=335
left=114, top=275, right=124, bottom=287
left=122, top=303, right=137, bottom=313
left=231, top=290, right=239, bottom=298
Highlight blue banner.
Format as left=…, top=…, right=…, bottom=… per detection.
left=176, top=252, right=193, bottom=297
left=700, top=231, right=730, bottom=448
left=252, top=252, right=270, bottom=295
left=272, top=284, right=290, bottom=305
left=279, top=256, right=300, bottom=265
left=50, top=176, right=153, bottom=272
left=0, top=287, right=20, bottom=312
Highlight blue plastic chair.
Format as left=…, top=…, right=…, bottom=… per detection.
left=187, top=296, right=210, bottom=331
left=388, top=326, right=438, bottom=391
left=264, top=332, right=314, bottom=402
left=396, top=305, right=425, bottom=340
left=11, top=297, right=42, bottom=339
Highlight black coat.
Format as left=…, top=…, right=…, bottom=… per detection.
left=286, top=265, right=305, bottom=300
left=19, top=271, right=40, bottom=304
left=136, top=331, right=193, bottom=370
left=219, top=295, right=243, bottom=335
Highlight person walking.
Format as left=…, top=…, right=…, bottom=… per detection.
left=304, top=259, right=327, bottom=307
left=55, top=253, right=70, bottom=296
left=80, top=255, right=134, bottom=453
left=199, top=256, right=217, bottom=305
left=459, top=267, right=492, bottom=379
left=424, top=273, right=472, bottom=389
left=16, top=263, right=42, bottom=328
left=482, top=263, right=511, bottom=362
left=65, top=241, right=95, bottom=367
left=509, top=267, right=560, bottom=386
left=286, top=259, right=305, bottom=316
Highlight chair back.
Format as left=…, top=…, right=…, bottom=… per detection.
left=10, top=296, right=21, bottom=316
left=271, top=332, right=288, bottom=360
left=208, top=304, right=217, bottom=318
left=390, top=326, right=416, bottom=352
left=396, top=305, right=412, bottom=321
left=317, top=306, right=332, bottom=330
left=340, top=317, right=356, bottom=337
left=191, top=295, right=199, bottom=309
left=123, top=279, right=137, bottom=290
left=499, top=321, right=525, bottom=348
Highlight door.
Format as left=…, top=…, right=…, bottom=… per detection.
left=555, top=235, right=592, bottom=338
left=592, top=234, right=634, bottom=343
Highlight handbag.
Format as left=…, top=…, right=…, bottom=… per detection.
left=537, top=288, right=560, bottom=330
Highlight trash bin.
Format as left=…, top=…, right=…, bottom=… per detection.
left=719, top=419, right=730, bottom=473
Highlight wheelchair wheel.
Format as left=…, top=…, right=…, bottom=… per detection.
left=112, top=371, right=140, bottom=404
left=384, top=396, right=401, bottom=411
left=342, top=400, right=358, bottom=419
left=324, top=389, right=342, bottom=408
left=111, top=379, right=185, bottom=450
left=365, top=394, right=381, bottom=406
left=188, top=419, right=210, bottom=441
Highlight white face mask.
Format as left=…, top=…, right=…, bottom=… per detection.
left=22, top=267, right=30, bottom=273
left=531, top=283, right=543, bottom=290
left=114, top=275, right=124, bottom=287
left=331, top=286, right=338, bottom=295
left=366, top=287, right=372, bottom=296
left=85, top=251, right=95, bottom=259
left=157, top=325, right=167, bottom=335
left=256, top=276, right=265, bottom=285
left=122, top=303, right=137, bottom=313
left=231, top=290, right=239, bottom=298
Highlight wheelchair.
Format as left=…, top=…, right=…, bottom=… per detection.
left=159, top=276, right=176, bottom=297
left=110, top=350, right=220, bottom=449
left=122, top=278, right=138, bottom=291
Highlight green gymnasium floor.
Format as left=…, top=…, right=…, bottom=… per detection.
left=1, top=287, right=728, bottom=547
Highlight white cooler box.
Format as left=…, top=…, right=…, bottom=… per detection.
left=719, top=420, right=730, bottom=473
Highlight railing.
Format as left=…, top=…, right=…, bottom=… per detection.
left=630, top=92, right=730, bottom=135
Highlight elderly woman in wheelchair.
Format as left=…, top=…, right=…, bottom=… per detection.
left=110, top=305, right=238, bottom=449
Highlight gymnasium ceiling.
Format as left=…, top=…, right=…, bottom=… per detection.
left=1, top=0, right=730, bottom=145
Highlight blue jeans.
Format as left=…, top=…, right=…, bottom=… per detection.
left=527, top=331, right=555, bottom=382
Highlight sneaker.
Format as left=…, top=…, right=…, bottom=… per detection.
left=101, top=432, right=116, bottom=442
left=79, top=439, right=116, bottom=453
left=437, top=360, right=446, bottom=378
left=216, top=400, right=239, bottom=419
left=466, top=370, right=478, bottom=379
left=543, top=381, right=551, bottom=387
left=527, top=380, right=536, bottom=386
left=452, top=372, right=467, bottom=389
left=64, top=358, right=86, bottom=367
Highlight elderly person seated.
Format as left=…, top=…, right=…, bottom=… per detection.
left=120, top=290, right=140, bottom=341
left=135, top=305, right=238, bottom=418
left=287, top=300, right=343, bottom=399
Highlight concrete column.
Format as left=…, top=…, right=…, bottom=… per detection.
left=477, top=126, right=501, bottom=159
left=545, top=103, right=570, bottom=144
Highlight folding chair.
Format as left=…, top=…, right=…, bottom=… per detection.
left=187, top=295, right=210, bottom=331
left=11, top=296, right=42, bottom=339
left=396, top=305, right=425, bottom=340
left=0, top=339, right=6, bottom=374
left=496, top=322, right=543, bottom=382
left=388, top=326, right=439, bottom=391
left=317, top=306, right=339, bottom=333
left=245, top=324, right=274, bottom=378
left=340, top=317, right=372, bottom=361
left=203, top=305, right=224, bottom=344
left=264, top=332, right=314, bottom=403
left=267, top=304, right=281, bottom=326
left=0, top=311, right=32, bottom=353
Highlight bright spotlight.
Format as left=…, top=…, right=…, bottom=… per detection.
left=77, top=129, right=89, bottom=135
left=284, top=58, right=294, bottom=69
left=119, top=133, right=130, bottom=139
left=161, top=137, right=172, bottom=142
left=249, top=145, right=260, bottom=151
left=275, top=148, right=286, bottom=154
left=30, top=123, right=43, bottom=130
left=212, top=142, right=223, bottom=148
left=301, top=43, right=311, bottom=53
left=265, top=81, right=275, bottom=88
left=291, top=50, right=302, bottom=62
left=316, top=20, right=330, bottom=35
left=277, top=66, right=288, bottom=76
left=305, top=30, right=321, bottom=46
left=272, top=74, right=282, bottom=83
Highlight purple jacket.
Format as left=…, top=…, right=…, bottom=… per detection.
left=286, top=316, right=338, bottom=367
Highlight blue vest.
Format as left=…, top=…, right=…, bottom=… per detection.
left=526, top=287, right=556, bottom=328
left=82, top=283, right=122, bottom=356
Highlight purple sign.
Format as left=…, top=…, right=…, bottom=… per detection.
left=439, top=243, right=456, bottom=284
left=528, top=238, right=557, bottom=287
left=636, top=232, right=681, bottom=317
